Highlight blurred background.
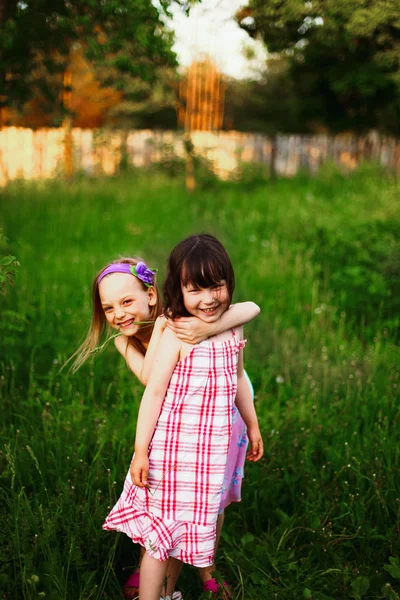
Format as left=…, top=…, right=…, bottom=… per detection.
left=1, top=0, right=400, bottom=184
left=0, top=1, right=400, bottom=599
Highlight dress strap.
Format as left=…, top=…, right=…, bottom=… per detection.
left=232, top=328, right=246, bottom=350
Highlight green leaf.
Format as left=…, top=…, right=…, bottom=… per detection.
left=0, top=255, right=16, bottom=266
left=384, top=557, right=400, bottom=580
left=350, top=576, right=369, bottom=599
left=303, top=588, right=312, bottom=599
left=249, top=571, right=264, bottom=585
left=220, top=529, right=233, bottom=546
left=241, top=532, right=255, bottom=546
left=275, top=508, right=290, bottom=522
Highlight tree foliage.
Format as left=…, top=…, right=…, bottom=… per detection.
left=7, top=45, right=177, bottom=129
left=224, top=57, right=305, bottom=134
left=107, top=66, right=178, bottom=129
left=237, top=0, right=400, bottom=133
left=0, top=0, right=195, bottom=115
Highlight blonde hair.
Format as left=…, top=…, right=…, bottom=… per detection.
left=67, top=257, right=162, bottom=373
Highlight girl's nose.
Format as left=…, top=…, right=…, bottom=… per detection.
left=203, top=289, right=214, bottom=304
left=115, top=306, right=125, bottom=319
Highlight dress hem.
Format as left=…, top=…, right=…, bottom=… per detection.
left=102, top=523, right=215, bottom=568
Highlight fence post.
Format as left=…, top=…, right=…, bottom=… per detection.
left=183, top=132, right=195, bottom=192
left=270, top=135, right=277, bottom=180
left=63, top=68, right=73, bottom=179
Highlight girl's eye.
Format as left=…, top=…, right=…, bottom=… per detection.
left=212, top=284, right=222, bottom=290
left=104, top=307, right=113, bottom=313
left=123, top=299, right=132, bottom=305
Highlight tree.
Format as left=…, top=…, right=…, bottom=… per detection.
left=0, top=0, right=196, bottom=121
left=107, top=66, right=178, bottom=129
left=223, top=56, right=306, bottom=134
left=237, top=0, right=400, bottom=133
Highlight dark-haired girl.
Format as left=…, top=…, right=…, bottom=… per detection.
left=103, top=235, right=263, bottom=600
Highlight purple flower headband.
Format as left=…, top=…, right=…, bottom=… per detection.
left=97, top=262, right=157, bottom=287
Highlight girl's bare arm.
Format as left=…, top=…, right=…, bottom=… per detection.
left=130, top=328, right=181, bottom=487
left=167, top=301, right=260, bottom=344
left=114, top=316, right=167, bottom=385
left=139, top=316, right=168, bottom=384
left=234, top=328, right=263, bottom=462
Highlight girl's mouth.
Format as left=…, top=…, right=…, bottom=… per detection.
left=200, top=306, right=218, bottom=315
left=119, top=319, right=136, bottom=329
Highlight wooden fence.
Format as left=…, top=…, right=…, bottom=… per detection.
left=1, top=127, right=400, bottom=186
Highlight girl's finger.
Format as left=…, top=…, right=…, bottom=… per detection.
left=253, top=445, right=263, bottom=461
left=141, top=467, right=148, bottom=486
left=246, top=441, right=263, bottom=462
left=175, top=328, right=190, bottom=336
left=136, top=471, right=145, bottom=487
left=132, top=465, right=143, bottom=487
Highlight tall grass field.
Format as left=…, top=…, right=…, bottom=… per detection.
left=0, top=165, right=399, bottom=600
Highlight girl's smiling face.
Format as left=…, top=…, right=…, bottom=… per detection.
left=181, top=280, right=230, bottom=323
left=99, top=273, right=156, bottom=338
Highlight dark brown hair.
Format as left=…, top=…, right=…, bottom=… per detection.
left=163, top=234, right=235, bottom=319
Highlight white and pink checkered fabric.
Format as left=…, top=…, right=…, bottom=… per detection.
left=103, top=330, right=246, bottom=567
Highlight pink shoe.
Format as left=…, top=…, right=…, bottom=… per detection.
left=122, top=571, right=140, bottom=599
left=202, top=579, right=231, bottom=597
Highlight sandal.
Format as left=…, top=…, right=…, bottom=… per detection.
left=202, top=579, right=231, bottom=597
left=122, top=571, right=140, bottom=599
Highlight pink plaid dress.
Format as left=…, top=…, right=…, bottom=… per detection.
left=103, top=330, right=246, bottom=567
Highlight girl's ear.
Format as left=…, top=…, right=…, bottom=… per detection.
left=147, top=286, right=157, bottom=306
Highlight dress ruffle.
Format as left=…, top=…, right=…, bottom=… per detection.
left=103, top=474, right=216, bottom=567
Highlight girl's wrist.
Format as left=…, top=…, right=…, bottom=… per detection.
left=247, top=421, right=260, bottom=432
left=208, top=321, right=218, bottom=337
left=134, top=445, right=148, bottom=455
left=156, top=315, right=168, bottom=331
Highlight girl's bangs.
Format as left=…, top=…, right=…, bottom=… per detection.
left=181, top=254, right=226, bottom=288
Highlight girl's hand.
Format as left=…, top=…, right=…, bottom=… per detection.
left=167, top=317, right=213, bottom=344
left=130, top=451, right=149, bottom=487
left=114, top=334, right=129, bottom=355
left=246, top=426, right=264, bottom=462
left=156, top=315, right=168, bottom=331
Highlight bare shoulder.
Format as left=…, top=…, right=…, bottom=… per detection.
left=150, top=326, right=182, bottom=371
left=160, top=325, right=182, bottom=349
left=114, top=334, right=128, bottom=354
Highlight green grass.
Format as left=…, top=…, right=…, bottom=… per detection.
left=0, top=164, right=399, bottom=599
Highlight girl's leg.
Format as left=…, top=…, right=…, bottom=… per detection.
left=139, top=552, right=168, bottom=600
left=123, top=546, right=145, bottom=599
left=164, top=557, right=184, bottom=597
left=124, top=549, right=183, bottom=599
left=198, top=510, right=225, bottom=583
